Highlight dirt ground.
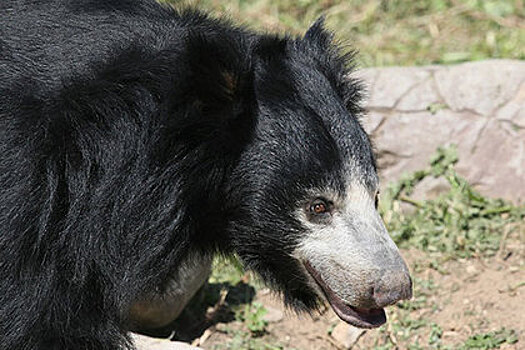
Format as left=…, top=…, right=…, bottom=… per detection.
left=173, top=238, right=524, bottom=350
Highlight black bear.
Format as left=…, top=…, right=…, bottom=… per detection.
left=0, top=0, right=412, bottom=349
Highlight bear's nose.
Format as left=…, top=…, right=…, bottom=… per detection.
left=372, top=271, right=412, bottom=308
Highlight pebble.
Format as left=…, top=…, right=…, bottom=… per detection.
left=330, top=322, right=366, bottom=349
left=130, top=333, right=203, bottom=350
left=263, top=306, right=284, bottom=323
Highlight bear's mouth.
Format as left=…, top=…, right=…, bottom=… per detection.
left=304, top=261, right=386, bottom=329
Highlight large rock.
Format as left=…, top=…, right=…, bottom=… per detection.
left=355, top=60, right=525, bottom=203
left=434, top=60, right=524, bottom=116
left=365, top=67, right=431, bottom=109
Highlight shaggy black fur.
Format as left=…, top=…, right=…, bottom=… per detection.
left=0, top=0, right=377, bottom=349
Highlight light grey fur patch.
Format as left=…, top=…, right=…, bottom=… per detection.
left=128, top=252, right=212, bottom=330
left=294, top=181, right=409, bottom=308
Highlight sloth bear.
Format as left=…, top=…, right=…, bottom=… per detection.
left=0, top=0, right=412, bottom=349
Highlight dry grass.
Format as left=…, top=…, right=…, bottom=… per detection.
left=164, top=0, right=524, bottom=67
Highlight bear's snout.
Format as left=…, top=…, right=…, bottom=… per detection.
left=372, top=270, right=413, bottom=308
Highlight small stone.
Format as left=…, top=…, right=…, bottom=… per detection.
left=215, top=323, right=229, bottom=332
left=330, top=322, right=366, bottom=349
left=131, top=333, right=203, bottom=350
left=262, top=306, right=284, bottom=323
left=442, top=330, right=459, bottom=339
left=258, top=288, right=271, bottom=296
left=466, top=265, right=477, bottom=274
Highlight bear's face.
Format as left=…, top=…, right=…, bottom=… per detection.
left=228, top=21, right=411, bottom=328
left=293, top=182, right=411, bottom=328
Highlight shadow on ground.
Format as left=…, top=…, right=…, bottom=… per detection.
left=136, top=281, right=256, bottom=342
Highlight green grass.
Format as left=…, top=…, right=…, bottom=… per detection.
left=459, top=328, right=518, bottom=349
left=380, top=145, right=525, bottom=259
left=235, top=302, right=268, bottom=335
left=163, top=0, right=524, bottom=67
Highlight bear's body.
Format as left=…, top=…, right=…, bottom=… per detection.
left=0, top=1, right=412, bottom=349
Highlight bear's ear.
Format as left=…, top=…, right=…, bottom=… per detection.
left=252, top=35, right=288, bottom=64
left=250, top=35, right=303, bottom=103
left=304, top=16, right=333, bottom=50
left=184, top=33, right=253, bottom=121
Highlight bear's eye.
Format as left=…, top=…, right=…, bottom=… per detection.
left=309, top=199, right=330, bottom=216
left=312, top=202, right=327, bottom=214
left=306, top=198, right=333, bottom=223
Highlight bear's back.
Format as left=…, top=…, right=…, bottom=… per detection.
left=0, top=0, right=185, bottom=91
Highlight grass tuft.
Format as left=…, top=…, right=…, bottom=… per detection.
left=460, top=328, right=518, bottom=349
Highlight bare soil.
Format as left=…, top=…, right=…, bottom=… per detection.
left=189, top=241, right=524, bottom=349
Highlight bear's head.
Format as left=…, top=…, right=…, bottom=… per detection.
left=183, top=18, right=412, bottom=329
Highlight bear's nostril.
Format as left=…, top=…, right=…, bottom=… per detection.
left=373, top=271, right=412, bottom=308
left=373, top=288, right=401, bottom=308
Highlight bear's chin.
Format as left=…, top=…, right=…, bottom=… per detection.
left=304, top=261, right=386, bottom=329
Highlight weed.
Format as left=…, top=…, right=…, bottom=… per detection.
left=209, top=255, right=246, bottom=286
left=236, top=302, right=269, bottom=335
left=459, top=328, right=518, bottom=349
left=380, top=145, right=525, bottom=258
left=426, top=102, right=449, bottom=115
left=428, top=322, right=443, bottom=347
left=397, top=276, right=436, bottom=310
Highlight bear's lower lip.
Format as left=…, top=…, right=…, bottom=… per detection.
left=304, top=261, right=386, bottom=329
